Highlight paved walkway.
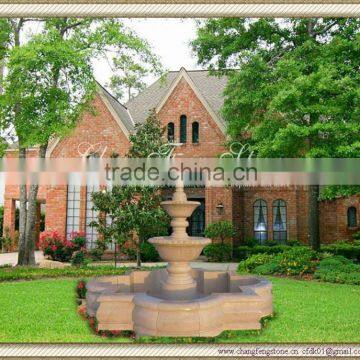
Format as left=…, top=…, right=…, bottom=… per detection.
left=0, top=251, right=237, bottom=271
left=0, top=251, right=44, bottom=266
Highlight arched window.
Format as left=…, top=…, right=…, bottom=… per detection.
left=348, top=207, right=357, bottom=228
left=273, top=199, right=287, bottom=243
left=167, top=122, right=175, bottom=142
left=253, top=199, right=267, bottom=243
left=180, top=115, right=187, bottom=143
left=192, top=121, right=199, bottom=143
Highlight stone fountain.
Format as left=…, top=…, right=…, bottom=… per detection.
left=86, top=185, right=272, bottom=337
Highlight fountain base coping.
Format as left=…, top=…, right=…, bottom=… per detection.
left=87, top=268, right=272, bottom=337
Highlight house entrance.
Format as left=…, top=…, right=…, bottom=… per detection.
left=187, top=198, right=205, bottom=237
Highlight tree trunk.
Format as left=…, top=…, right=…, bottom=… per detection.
left=136, top=248, right=141, bottom=268
left=23, top=144, right=47, bottom=265
left=17, top=146, right=28, bottom=265
left=308, top=184, right=320, bottom=251
left=0, top=61, right=4, bottom=94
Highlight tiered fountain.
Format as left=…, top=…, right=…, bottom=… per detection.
left=86, top=185, right=272, bottom=337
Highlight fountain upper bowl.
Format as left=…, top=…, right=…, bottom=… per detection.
left=149, top=236, right=211, bottom=262
left=161, top=201, right=200, bottom=218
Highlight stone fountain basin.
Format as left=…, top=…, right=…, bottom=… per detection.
left=86, top=269, right=273, bottom=337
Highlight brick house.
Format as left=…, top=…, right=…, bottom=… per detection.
left=3, top=68, right=359, bottom=248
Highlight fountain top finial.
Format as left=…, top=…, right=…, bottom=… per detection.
left=172, top=181, right=187, bottom=203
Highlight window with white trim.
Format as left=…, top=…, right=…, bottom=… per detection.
left=66, top=185, right=80, bottom=239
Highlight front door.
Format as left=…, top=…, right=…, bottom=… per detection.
left=187, top=198, right=205, bottom=236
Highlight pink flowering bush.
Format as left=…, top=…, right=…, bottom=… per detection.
left=39, top=231, right=86, bottom=262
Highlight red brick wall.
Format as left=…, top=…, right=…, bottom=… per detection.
left=3, top=94, right=131, bottom=241
left=320, top=194, right=360, bottom=243
left=157, top=78, right=226, bottom=157
left=3, top=80, right=358, bottom=247
left=51, top=94, right=130, bottom=158
left=237, top=186, right=309, bottom=244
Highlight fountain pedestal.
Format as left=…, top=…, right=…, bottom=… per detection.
left=86, top=186, right=273, bottom=337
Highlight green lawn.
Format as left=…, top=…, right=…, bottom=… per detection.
left=0, top=277, right=359, bottom=343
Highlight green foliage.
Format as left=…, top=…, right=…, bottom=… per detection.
left=127, top=109, right=165, bottom=158
left=192, top=18, right=360, bottom=158
left=278, top=246, right=319, bottom=276
left=140, top=241, right=160, bottom=262
left=88, top=247, right=104, bottom=261
left=109, top=54, right=162, bottom=102
left=91, top=186, right=169, bottom=244
left=319, top=186, right=360, bottom=200
left=91, top=110, right=169, bottom=265
left=71, top=250, right=89, bottom=267
left=321, top=241, right=360, bottom=262
left=314, top=256, right=360, bottom=285
left=204, top=220, right=235, bottom=244
left=0, top=265, right=129, bottom=282
left=203, top=243, right=233, bottom=262
left=238, top=253, right=275, bottom=273
left=235, top=244, right=293, bottom=260
left=238, top=246, right=319, bottom=276
left=0, top=28, right=96, bottom=148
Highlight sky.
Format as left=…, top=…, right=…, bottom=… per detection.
left=0, top=19, right=200, bottom=204
left=93, top=18, right=201, bottom=88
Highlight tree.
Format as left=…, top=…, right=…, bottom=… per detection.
left=108, top=54, right=157, bottom=101
left=127, top=108, right=165, bottom=158
left=204, top=220, right=235, bottom=245
left=192, top=18, right=360, bottom=250
left=0, top=18, right=162, bottom=265
left=91, top=186, right=169, bottom=267
left=91, top=111, right=169, bottom=267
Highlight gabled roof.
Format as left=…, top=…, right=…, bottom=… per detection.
left=97, top=82, right=135, bottom=134
left=125, top=68, right=228, bottom=130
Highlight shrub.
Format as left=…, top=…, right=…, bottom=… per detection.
left=321, top=241, right=360, bottom=262
left=204, top=220, right=235, bottom=244
left=140, top=241, right=160, bottom=262
left=286, top=239, right=301, bottom=247
left=204, top=243, right=232, bottom=262
left=238, top=253, right=275, bottom=273
left=76, top=280, right=87, bottom=299
left=89, top=247, right=104, bottom=261
left=234, top=245, right=253, bottom=260
left=314, top=256, right=360, bottom=285
left=238, top=246, right=319, bottom=276
left=277, top=247, right=319, bottom=276
left=242, top=238, right=259, bottom=247
left=71, top=250, right=89, bottom=267
left=2, top=227, right=18, bottom=252
left=252, top=262, right=280, bottom=275
left=0, top=265, right=136, bottom=282
left=235, top=244, right=292, bottom=260
left=39, top=231, right=86, bottom=262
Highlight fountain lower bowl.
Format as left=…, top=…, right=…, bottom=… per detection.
left=86, top=268, right=273, bottom=337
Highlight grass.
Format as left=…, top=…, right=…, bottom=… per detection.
left=0, top=276, right=359, bottom=342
